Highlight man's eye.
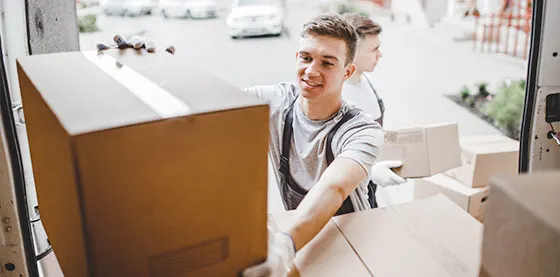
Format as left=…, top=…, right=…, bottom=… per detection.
left=300, top=56, right=311, bottom=62
left=323, top=62, right=334, bottom=66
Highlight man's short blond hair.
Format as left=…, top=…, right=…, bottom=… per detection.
left=301, top=13, right=357, bottom=65
left=343, top=13, right=383, bottom=39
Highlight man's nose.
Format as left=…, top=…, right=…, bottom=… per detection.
left=305, top=61, right=320, bottom=76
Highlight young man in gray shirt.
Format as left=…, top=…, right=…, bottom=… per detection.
left=106, top=13, right=385, bottom=277
left=242, top=14, right=384, bottom=277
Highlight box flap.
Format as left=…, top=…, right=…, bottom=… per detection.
left=17, top=50, right=265, bottom=135
left=426, top=123, right=461, bottom=175
left=270, top=212, right=371, bottom=277
left=333, top=195, right=482, bottom=277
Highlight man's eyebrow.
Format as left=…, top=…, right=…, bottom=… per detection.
left=322, top=55, right=339, bottom=62
left=298, top=51, right=339, bottom=62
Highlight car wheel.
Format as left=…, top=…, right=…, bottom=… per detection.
left=185, top=10, right=192, bottom=19
left=230, top=35, right=240, bottom=39
left=104, top=9, right=111, bottom=16
left=162, top=9, right=169, bottom=19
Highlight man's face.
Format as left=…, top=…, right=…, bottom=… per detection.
left=353, top=34, right=382, bottom=73
left=296, top=35, right=355, bottom=101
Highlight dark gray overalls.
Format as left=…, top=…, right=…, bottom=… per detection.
left=278, top=80, right=385, bottom=215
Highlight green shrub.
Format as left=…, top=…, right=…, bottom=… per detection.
left=459, top=86, right=470, bottom=101
left=477, top=82, right=490, bottom=98
left=78, top=14, right=99, bottom=33
left=485, top=79, right=526, bottom=138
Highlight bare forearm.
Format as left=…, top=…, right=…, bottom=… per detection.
left=286, top=157, right=366, bottom=251
left=288, top=184, right=345, bottom=251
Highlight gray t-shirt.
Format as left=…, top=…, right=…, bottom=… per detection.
left=245, top=82, right=384, bottom=211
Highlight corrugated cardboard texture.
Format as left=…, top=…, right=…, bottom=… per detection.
left=445, top=137, right=519, bottom=188
left=334, top=195, right=482, bottom=277
left=414, top=174, right=489, bottom=221
left=18, top=50, right=268, bottom=277
left=381, top=123, right=461, bottom=178
left=270, top=212, right=371, bottom=277
left=480, top=171, right=560, bottom=277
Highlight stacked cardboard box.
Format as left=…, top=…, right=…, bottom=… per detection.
left=380, top=123, right=462, bottom=178
left=413, top=135, right=519, bottom=222
left=271, top=195, right=483, bottom=277
left=18, top=50, right=269, bottom=277
left=479, top=171, right=560, bottom=277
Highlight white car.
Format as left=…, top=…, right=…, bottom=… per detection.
left=226, top=0, right=284, bottom=39
left=160, top=0, right=218, bottom=19
left=103, top=0, right=154, bottom=16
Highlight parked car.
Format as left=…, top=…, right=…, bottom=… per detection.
left=226, top=0, right=284, bottom=39
left=103, top=0, right=154, bottom=16
left=160, top=0, right=218, bottom=19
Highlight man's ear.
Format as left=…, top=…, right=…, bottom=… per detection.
left=295, top=51, right=299, bottom=61
left=344, top=63, right=356, bottom=80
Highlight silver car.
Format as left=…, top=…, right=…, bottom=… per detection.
left=103, top=0, right=154, bottom=16
left=160, top=0, right=218, bottom=19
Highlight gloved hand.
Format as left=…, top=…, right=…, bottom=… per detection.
left=242, top=231, right=296, bottom=277
left=371, top=160, right=406, bottom=187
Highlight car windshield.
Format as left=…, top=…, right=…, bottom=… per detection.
left=237, top=0, right=279, bottom=6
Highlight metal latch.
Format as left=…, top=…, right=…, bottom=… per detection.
left=11, top=103, right=25, bottom=125
left=548, top=131, right=560, bottom=146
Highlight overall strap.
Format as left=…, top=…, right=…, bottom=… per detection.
left=325, top=108, right=362, bottom=215
left=325, top=108, right=361, bottom=165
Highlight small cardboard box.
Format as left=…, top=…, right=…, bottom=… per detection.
left=334, top=195, right=483, bottom=277
left=18, top=50, right=269, bottom=277
left=414, top=174, right=489, bottom=222
left=445, top=135, right=519, bottom=188
left=380, top=123, right=461, bottom=178
left=479, top=171, right=560, bottom=277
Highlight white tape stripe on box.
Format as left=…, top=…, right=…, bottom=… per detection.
left=82, top=51, right=191, bottom=118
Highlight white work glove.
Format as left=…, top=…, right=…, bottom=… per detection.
left=371, top=161, right=406, bottom=187
left=242, top=231, right=296, bottom=277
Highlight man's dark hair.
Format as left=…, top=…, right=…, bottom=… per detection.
left=301, top=13, right=357, bottom=65
left=343, top=13, right=383, bottom=39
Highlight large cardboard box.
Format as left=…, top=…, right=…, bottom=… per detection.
left=479, top=171, right=560, bottom=277
left=445, top=135, right=519, bottom=188
left=269, top=212, right=371, bottom=277
left=333, top=195, right=483, bottom=277
left=380, top=123, right=461, bottom=178
left=414, top=174, right=489, bottom=221
left=272, top=195, right=482, bottom=277
left=18, top=50, right=269, bottom=277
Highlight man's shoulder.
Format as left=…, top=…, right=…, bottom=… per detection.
left=244, top=82, right=298, bottom=101
left=344, top=104, right=381, bottom=128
